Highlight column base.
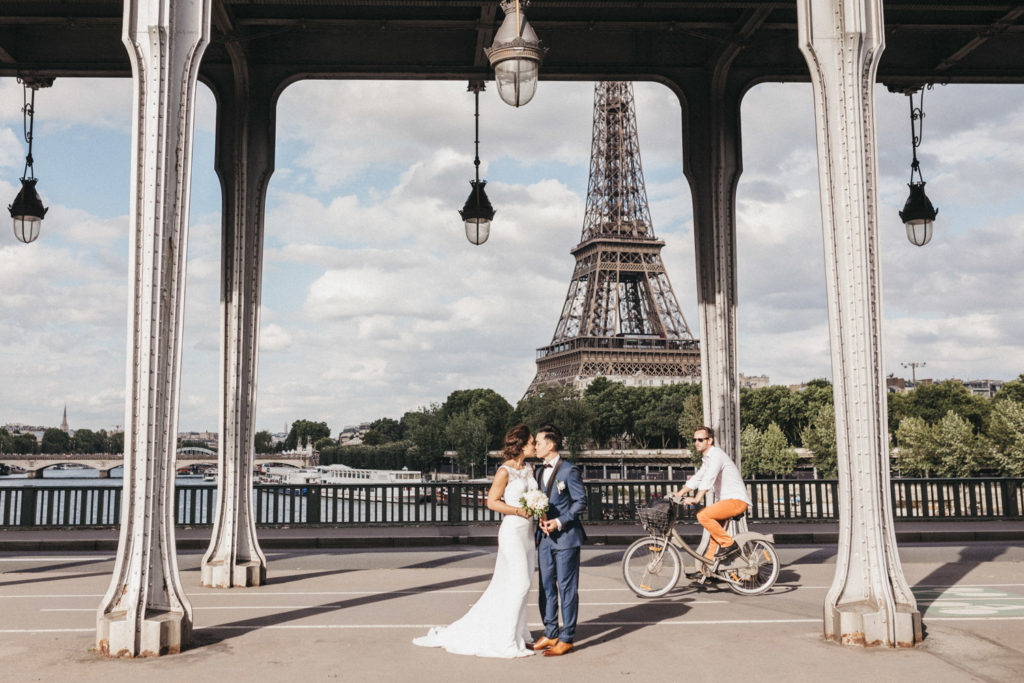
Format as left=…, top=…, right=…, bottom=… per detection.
left=97, top=609, right=191, bottom=657
left=825, top=601, right=922, bottom=647
left=201, top=559, right=267, bottom=588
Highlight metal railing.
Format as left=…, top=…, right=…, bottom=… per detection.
left=0, top=478, right=1021, bottom=528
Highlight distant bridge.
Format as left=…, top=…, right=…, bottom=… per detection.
left=0, top=449, right=313, bottom=478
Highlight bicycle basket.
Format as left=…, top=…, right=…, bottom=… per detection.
left=636, top=500, right=675, bottom=534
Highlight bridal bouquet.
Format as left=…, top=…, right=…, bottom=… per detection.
left=520, top=490, right=550, bottom=519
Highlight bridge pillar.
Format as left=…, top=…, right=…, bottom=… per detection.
left=97, top=469, right=111, bottom=479
left=199, top=43, right=278, bottom=588
left=96, top=0, right=211, bottom=657
left=797, top=0, right=921, bottom=647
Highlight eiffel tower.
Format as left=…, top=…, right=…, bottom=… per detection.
left=527, top=82, right=700, bottom=395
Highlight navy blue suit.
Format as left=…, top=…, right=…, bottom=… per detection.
left=536, top=457, right=587, bottom=643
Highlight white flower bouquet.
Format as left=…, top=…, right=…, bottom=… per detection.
left=520, top=490, right=550, bottom=519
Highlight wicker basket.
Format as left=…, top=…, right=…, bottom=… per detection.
left=636, top=500, right=676, bottom=534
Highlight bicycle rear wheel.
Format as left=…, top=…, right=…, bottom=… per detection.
left=723, top=539, right=779, bottom=596
left=622, top=535, right=681, bottom=598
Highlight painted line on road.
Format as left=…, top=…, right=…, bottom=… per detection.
left=7, top=616, right=1024, bottom=635
left=0, top=557, right=113, bottom=562
left=41, top=600, right=728, bottom=613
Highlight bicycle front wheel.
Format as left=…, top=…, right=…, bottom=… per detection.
left=622, top=535, right=681, bottom=598
left=723, top=539, right=780, bottom=596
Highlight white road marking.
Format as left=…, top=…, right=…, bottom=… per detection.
left=0, top=557, right=113, bottom=562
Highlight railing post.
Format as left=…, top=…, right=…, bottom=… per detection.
left=307, top=486, right=322, bottom=524
left=587, top=484, right=603, bottom=522
left=19, top=487, right=37, bottom=527
left=448, top=484, right=462, bottom=523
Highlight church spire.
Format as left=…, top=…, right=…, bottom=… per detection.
left=61, top=404, right=69, bottom=433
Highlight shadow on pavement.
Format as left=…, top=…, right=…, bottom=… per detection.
left=581, top=550, right=622, bottom=568
left=190, top=572, right=494, bottom=649
left=913, top=544, right=1007, bottom=589
left=574, top=600, right=692, bottom=651
left=400, top=552, right=489, bottom=570
left=0, top=570, right=112, bottom=587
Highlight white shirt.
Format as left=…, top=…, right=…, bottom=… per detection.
left=684, top=445, right=751, bottom=505
left=541, top=456, right=560, bottom=488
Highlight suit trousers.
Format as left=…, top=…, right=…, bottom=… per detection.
left=537, top=540, right=580, bottom=643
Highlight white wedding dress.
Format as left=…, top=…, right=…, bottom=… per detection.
left=413, top=464, right=538, bottom=658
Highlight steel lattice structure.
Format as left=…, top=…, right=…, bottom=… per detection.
left=527, top=82, right=700, bottom=395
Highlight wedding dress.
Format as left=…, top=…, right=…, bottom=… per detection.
left=413, top=464, right=538, bottom=658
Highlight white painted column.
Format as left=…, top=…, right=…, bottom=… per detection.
left=97, top=0, right=211, bottom=657
left=797, top=0, right=921, bottom=647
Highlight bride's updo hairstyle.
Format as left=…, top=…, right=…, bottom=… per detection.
left=501, top=423, right=532, bottom=461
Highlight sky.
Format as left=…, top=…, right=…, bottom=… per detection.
left=0, top=76, right=1021, bottom=434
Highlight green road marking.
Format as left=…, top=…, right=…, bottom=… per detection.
left=913, top=586, right=1024, bottom=617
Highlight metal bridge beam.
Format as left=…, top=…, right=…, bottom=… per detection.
left=96, top=0, right=211, bottom=657
left=798, top=0, right=921, bottom=647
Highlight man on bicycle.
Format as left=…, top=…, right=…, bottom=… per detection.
left=671, top=426, right=751, bottom=563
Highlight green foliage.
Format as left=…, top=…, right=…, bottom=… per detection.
left=993, top=374, right=1024, bottom=406
left=801, top=405, right=837, bottom=478
left=933, top=411, right=985, bottom=477
left=583, top=378, right=643, bottom=447
left=740, top=422, right=797, bottom=478
left=361, top=430, right=389, bottom=446
left=633, top=383, right=699, bottom=449
left=40, top=428, right=71, bottom=454
left=889, top=381, right=990, bottom=439
left=895, top=416, right=938, bottom=476
left=988, top=399, right=1024, bottom=476
left=444, top=411, right=490, bottom=477
left=440, top=388, right=513, bottom=450
left=740, top=385, right=806, bottom=446
left=108, top=431, right=124, bottom=454
left=369, top=417, right=404, bottom=442
left=514, top=384, right=592, bottom=456
left=676, top=392, right=705, bottom=463
left=318, top=440, right=416, bottom=470
left=285, top=420, right=331, bottom=450
left=254, top=430, right=274, bottom=454
left=313, top=437, right=335, bottom=451
left=401, top=405, right=446, bottom=471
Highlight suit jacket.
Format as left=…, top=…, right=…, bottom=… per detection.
left=535, top=458, right=587, bottom=548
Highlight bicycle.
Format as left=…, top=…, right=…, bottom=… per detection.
left=621, top=497, right=780, bottom=597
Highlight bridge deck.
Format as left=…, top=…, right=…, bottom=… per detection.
left=1, top=540, right=1022, bottom=681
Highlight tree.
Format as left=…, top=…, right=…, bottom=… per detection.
left=740, top=385, right=807, bottom=446
left=440, top=388, right=513, bottom=450
left=634, top=383, right=697, bottom=449
left=993, top=374, right=1024, bottom=406
left=444, top=410, right=490, bottom=477
left=285, top=420, right=331, bottom=450
left=71, top=428, right=105, bottom=454
left=902, top=381, right=990, bottom=434
left=361, top=430, right=389, bottom=446
left=739, top=425, right=764, bottom=479
left=758, top=422, right=798, bottom=477
left=368, top=417, right=403, bottom=443
left=40, top=428, right=71, bottom=454
left=402, top=405, right=446, bottom=471
left=894, top=416, right=938, bottom=476
left=933, top=411, right=985, bottom=477
left=800, top=405, right=837, bottom=478
left=514, top=384, right=592, bottom=456
left=584, top=378, right=642, bottom=447
left=254, top=430, right=274, bottom=453
left=987, top=399, right=1024, bottom=476
left=108, top=430, right=124, bottom=454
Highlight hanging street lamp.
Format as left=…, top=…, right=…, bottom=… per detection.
left=8, top=77, right=54, bottom=244
left=898, top=86, right=939, bottom=247
left=485, top=0, right=547, bottom=108
left=459, top=81, right=495, bottom=245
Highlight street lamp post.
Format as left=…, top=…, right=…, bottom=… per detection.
left=897, top=87, right=939, bottom=246
left=485, top=0, right=547, bottom=108
left=8, top=77, right=54, bottom=244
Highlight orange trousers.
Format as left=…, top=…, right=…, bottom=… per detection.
left=696, top=498, right=748, bottom=559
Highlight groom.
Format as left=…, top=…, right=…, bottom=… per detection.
left=533, top=424, right=587, bottom=657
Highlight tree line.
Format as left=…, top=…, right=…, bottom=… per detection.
left=284, top=373, right=1024, bottom=479
left=0, top=427, right=124, bottom=455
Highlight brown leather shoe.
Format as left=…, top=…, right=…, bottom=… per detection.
left=542, top=640, right=574, bottom=657
left=531, top=636, right=558, bottom=651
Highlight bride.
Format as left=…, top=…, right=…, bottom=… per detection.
left=413, top=423, right=539, bottom=658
